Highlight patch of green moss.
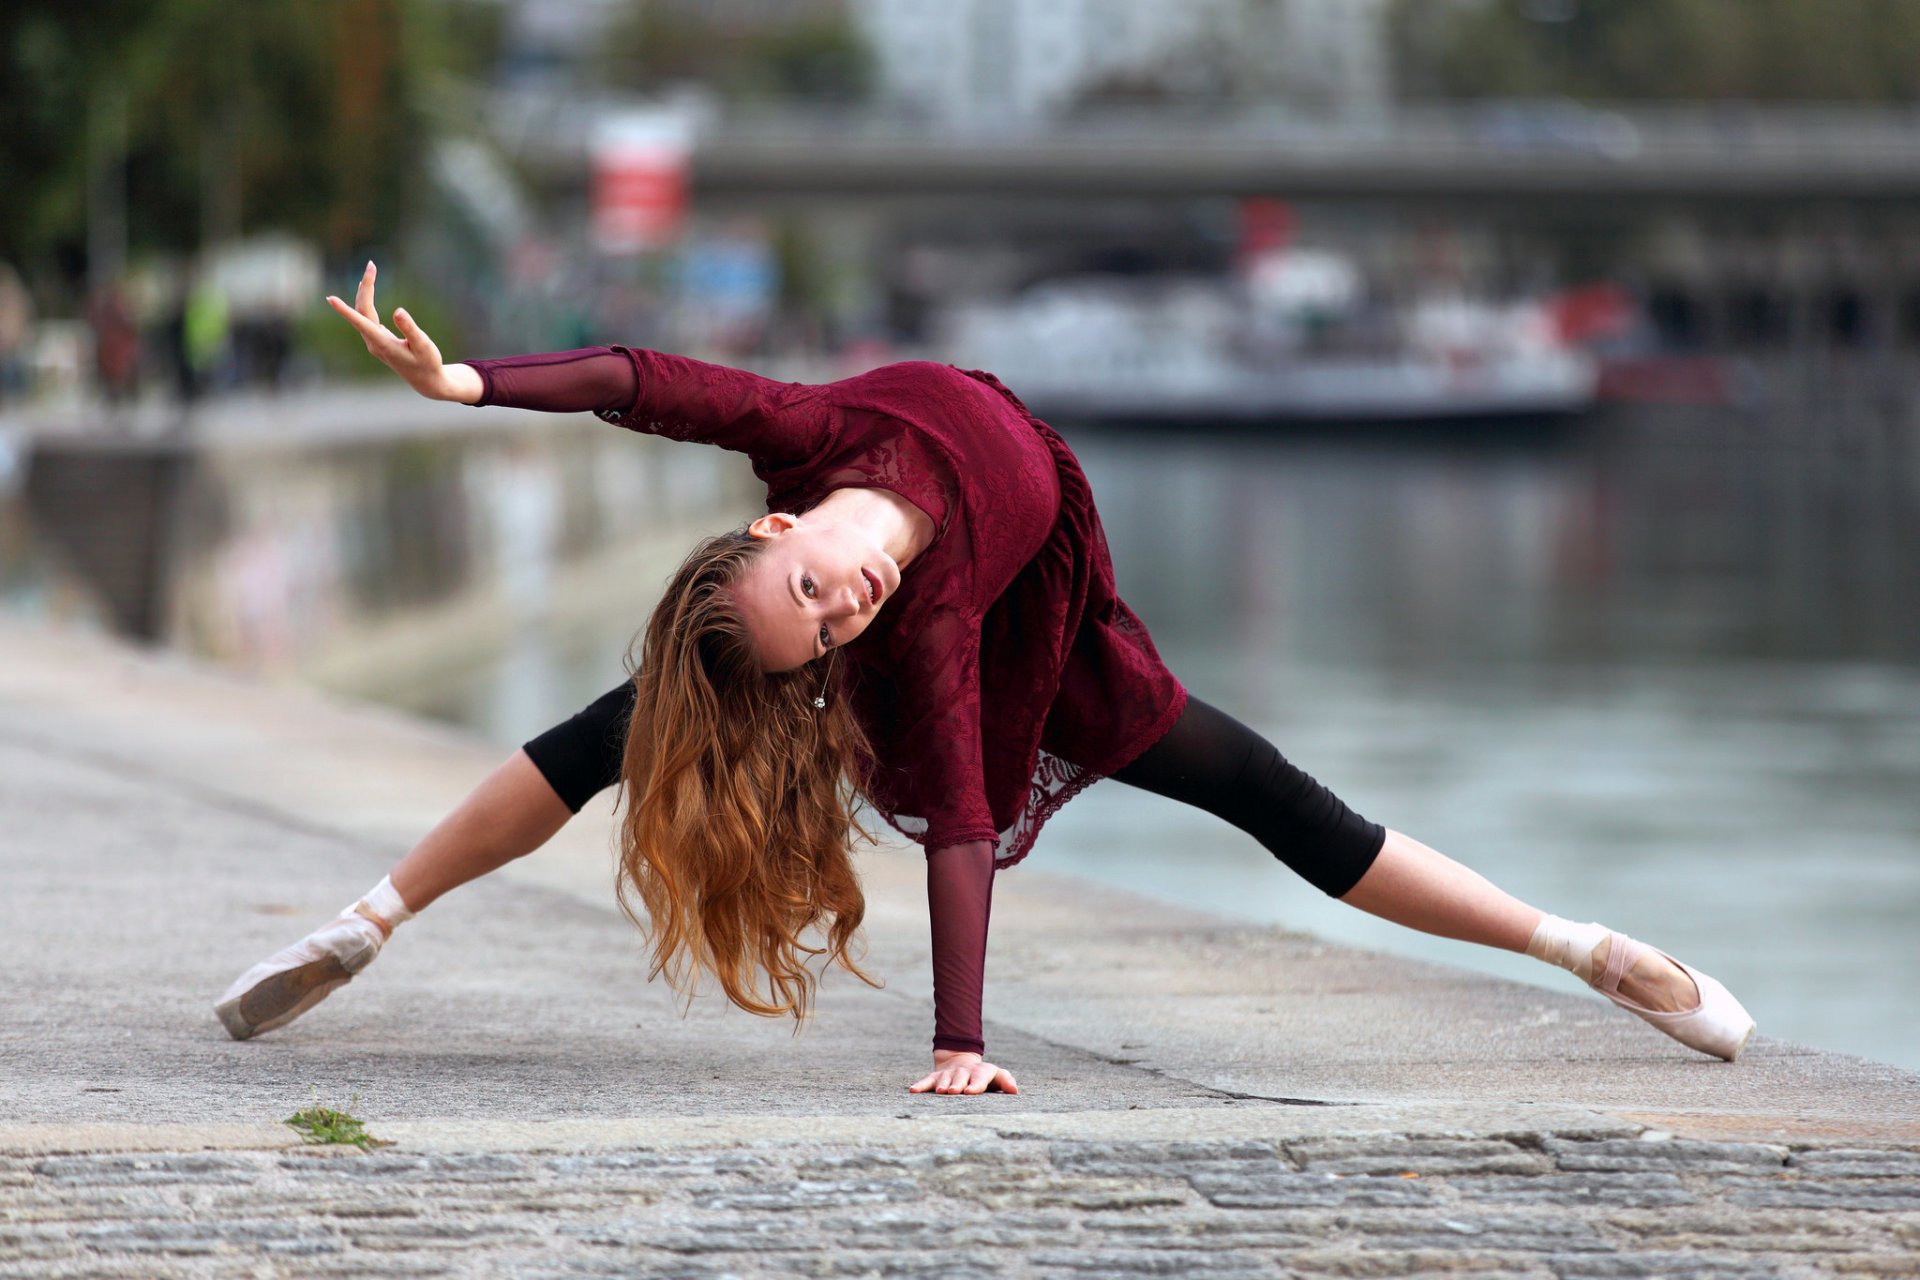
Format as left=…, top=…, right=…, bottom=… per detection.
left=284, top=1101, right=392, bottom=1150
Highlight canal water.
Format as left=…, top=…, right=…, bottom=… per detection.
left=373, top=397, right=1920, bottom=1072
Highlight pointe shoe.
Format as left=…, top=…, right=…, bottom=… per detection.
left=1589, top=931, right=1756, bottom=1062
left=215, top=909, right=389, bottom=1041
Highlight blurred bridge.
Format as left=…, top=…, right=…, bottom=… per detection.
left=493, top=95, right=1920, bottom=204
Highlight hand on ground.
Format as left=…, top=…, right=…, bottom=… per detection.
left=324, top=262, right=463, bottom=402
left=909, top=1050, right=1018, bottom=1095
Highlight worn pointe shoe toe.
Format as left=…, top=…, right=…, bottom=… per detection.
left=1590, top=931, right=1756, bottom=1062
left=215, top=913, right=387, bottom=1041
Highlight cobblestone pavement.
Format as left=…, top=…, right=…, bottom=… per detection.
left=6, top=1129, right=1919, bottom=1279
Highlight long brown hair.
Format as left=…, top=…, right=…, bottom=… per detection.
left=616, top=528, right=881, bottom=1029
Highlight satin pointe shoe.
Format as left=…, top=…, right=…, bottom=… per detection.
left=1590, top=931, right=1756, bottom=1062
left=215, top=908, right=390, bottom=1041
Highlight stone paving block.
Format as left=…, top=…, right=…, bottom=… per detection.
left=342, top=1217, right=539, bottom=1248
left=801, top=1213, right=1079, bottom=1256
left=1823, top=1256, right=1920, bottom=1276
left=617, top=1216, right=830, bottom=1254
left=812, top=1253, right=1016, bottom=1279
left=1287, top=1138, right=1553, bottom=1178
left=543, top=1151, right=766, bottom=1179
left=1546, top=1250, right=1789, bottom=1277
left=72, top=1219, right=253, bottom=1256
left=1544, top=1138, right=1790, bottom=1175
left=279, top=1152, right=535, bottom=1183
left=310, top=1198, right=430, bottom=1219
left=1449, top=1171, right=1695, bottom=1208
left=1719, top=1176, right=1920, bottom=1211
left=692, top=1175, right=924, bottom=1211
left=1047, top=1139, right=1284, bottom=1179
left=1188, top=1169, right=1440, bottom=1210
left=931, top=1162, right=1189, bottom=1212
left=1275, top=1245, right=1551, bottom=1277
left=1785, top=1148, right=1920, bottom=1178
left=1028, top=1246, right=1276, bottom=1277
left=1348, top=1209, right=1616, bottom=1255
left=30, top=1153, right=260, bottom=1186
left=1086, top=1211, right=1324, bottom=1251
left=286, top=1256, right=460, bottom=1277
left=1602, top=1203, right=1895, bottom=1246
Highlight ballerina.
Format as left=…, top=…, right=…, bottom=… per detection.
left=216, top=263, right=1755, bottom=1094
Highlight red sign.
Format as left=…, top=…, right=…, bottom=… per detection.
left=592, top=113, right=692, bottom=254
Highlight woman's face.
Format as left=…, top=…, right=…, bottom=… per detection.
left=731, top=512, right=901, bottom=672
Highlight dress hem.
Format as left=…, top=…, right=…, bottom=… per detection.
left=990, top=680, right=1191, bottom=872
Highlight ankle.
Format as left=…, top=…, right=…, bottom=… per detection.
left=344, top=875, right=416, bottom=941
left=1525, top=914, right=1610, bottom=983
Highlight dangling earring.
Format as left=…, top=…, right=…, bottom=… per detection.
left=814, top=648, right=835, bottom=710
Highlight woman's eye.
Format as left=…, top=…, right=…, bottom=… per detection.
left=801, top=574, right=816, bottom=598
left=819, top=623, right=832, bottom=650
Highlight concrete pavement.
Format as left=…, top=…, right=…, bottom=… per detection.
left=2, top=619, right=1917, bottom=1277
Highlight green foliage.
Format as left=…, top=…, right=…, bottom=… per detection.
left=285, top=1099, right=393, bottom=1150
left=1392, top=0, right=1920, bottom=103
left=0, top=0, right=500, bottom=288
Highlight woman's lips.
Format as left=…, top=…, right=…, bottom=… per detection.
left=862, top=568, right=882, bottom=605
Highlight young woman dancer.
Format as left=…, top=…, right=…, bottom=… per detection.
left=216, top=264, right=1756, bottom=1094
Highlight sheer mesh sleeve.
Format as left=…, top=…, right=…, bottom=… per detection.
left=926, top=838, right=996, bottom=1056
left=466, top=347, right=637, bottom=415
left=468, top=345, right=837, bottom=473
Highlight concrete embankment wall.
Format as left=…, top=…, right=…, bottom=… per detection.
left=13, top=389, right=761, bottom=687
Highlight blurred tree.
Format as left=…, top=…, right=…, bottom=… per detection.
left=598, top=1, right=873, bottom=103
left=0, top=0, right=499, bottom=304
left=1391, top=0, right=1920, bottom=102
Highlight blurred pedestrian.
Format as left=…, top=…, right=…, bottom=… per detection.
left=0, top=264, right=31, bottom=404
left=86, top=281, right=142, bottom=405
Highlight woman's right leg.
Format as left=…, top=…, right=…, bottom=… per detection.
left=216, top=681, right=635, bottom=1039
left=391, top=681, right=637, bottom=910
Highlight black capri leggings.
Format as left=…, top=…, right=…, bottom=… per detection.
left=523, top=684, right=1385, bottom=899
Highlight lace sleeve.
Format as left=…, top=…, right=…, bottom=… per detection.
left=926, top=838, right=996, bottom=1056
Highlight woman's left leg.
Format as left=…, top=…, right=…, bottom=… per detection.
left=1112, top=694, right=1753, bottom=1058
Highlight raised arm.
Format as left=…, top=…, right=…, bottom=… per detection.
left=326, top=263, right=836, bottom=468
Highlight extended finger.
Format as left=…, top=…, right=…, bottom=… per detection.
left=354, top=261, right=378, bottom=321
left=908, top=1071, right=939, bottom=1093
left=392, top=307, right=435, bottom=356
left=326, top=295, right=397, bottom=352
left=992, top=1069, right=1019, bottom=1095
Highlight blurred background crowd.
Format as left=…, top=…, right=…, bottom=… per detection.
left=3, top=0, right=1918, bottom=1070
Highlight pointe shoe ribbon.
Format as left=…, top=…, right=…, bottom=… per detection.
left=1589, top=931, right=1757, bottom=1063
left=214, top=913, right=387, bottom=1041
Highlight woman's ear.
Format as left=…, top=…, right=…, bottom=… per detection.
left=747, top=513, right=799, bottom=540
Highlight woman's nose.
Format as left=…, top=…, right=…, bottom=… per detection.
left=827, top=584, right=862, bottom=617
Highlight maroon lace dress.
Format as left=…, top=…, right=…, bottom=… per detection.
left=469, top=347, right=1189, bottom=1056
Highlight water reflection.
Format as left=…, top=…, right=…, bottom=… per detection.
left=395, top=405, right=1920, bottom=1070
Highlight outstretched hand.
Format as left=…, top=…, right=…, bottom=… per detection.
left=909, top=1050, right=1019, bottom=1095
left=324, top=262, right=479, bottom=404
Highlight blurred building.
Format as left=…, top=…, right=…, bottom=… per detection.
left=852, top=0, right=1393, bottom=124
